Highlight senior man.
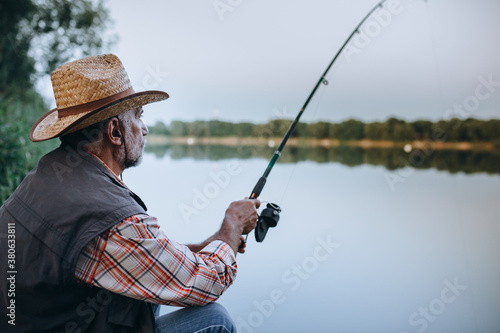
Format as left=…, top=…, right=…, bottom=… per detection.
left=0, top=54, right=259, bottom=332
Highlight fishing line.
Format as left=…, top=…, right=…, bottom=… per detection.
left=246, top=0, right=393, bottom=244
left=278, top=78, right=329, bottom=206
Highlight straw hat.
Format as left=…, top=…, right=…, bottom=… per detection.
left=29, top=54, right=169, bottom=142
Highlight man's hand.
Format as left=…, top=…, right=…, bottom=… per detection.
left=224, top=198, right=260, bottom=235
left=216, top=198, right=260, bottom=254
left=237, top=236, right=247, bottom=254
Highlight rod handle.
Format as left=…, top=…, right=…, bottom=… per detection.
left=239, top=176, right=267, bottom=251
left=250, top=176, right=267, bottom=199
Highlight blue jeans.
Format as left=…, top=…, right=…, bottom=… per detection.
left=154, top=303, right=236, bottom=333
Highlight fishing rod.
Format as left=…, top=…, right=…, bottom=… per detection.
left=248, top=0, right=390, bottom=243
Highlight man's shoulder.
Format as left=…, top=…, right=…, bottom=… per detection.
left=10, top=144, right=146, bottom=217
left=36, top=145, right=106, bottom=181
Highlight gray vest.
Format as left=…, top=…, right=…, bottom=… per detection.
left=0, top=144, right=156, bottom=332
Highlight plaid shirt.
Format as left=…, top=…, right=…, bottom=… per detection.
left=75, top=213, right=237, bottom=307
left=74, top=151, right=237, bottom=307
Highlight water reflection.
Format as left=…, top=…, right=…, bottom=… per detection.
left=145, top=144, right=500, bottom=175
left=131, top=145, right=500, bottom=332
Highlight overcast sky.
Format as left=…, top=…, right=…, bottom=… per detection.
left=53, top=0, right=500, bottom=124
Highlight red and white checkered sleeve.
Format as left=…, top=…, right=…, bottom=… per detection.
left=75, top=213, right=237, bottom=307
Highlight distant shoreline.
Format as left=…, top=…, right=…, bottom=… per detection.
left=146, top=136, right=499, bottom=151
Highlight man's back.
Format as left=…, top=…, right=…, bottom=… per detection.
left=0, top=144, right=155, bottom=332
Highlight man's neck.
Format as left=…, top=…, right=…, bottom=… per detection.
left=86, top=150, right=124, bottom=184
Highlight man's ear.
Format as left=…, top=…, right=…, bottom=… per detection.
left=106, top=117, right=123, bottom=146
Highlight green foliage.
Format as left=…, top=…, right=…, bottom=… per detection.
left=0, top=91, right=57, bottom=203
left=305, top=121, right=330, bottom=139
left=150, top=117, right=500, bottom=144
left=0, top=122, right=26, bottom=202
left=236, top=122, right=254, bottom=137
left=411, top=120, right=433, bottom=140
left=169, top=121, right=187, bottom=137
left=328, top=123, right=338, bottom=138
left=481, top=119, right=500, bottom=143
left=0, top=0, right=114, bottom=95
left=148, top=121, right=171, bottom=136
left=385, top=117, right=413, bottom=141
left=364, top=122, right=386, bottom=140
left=464, top=118, right=487, bottom=141
left=0, top=0, right=113, bottom=203
left=0, top=0, right=37, bottom=96
left=337, top=119, right=364, bottom=141
left=253, top=119, right=291, bottom=139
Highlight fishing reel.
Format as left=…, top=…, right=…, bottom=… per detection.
left=255, top=203, right=281, bottom=242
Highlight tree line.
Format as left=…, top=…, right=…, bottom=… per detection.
left=148, top=117, right=500, bottom=142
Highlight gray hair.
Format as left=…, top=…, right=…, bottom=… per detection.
left=59, top=110, right=132, bottom=155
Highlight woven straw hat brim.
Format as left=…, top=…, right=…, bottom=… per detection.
left=29, top=90, right=168, bottom=142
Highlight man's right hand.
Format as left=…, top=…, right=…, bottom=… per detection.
left=224, top=198, right=261, bottom=234
left=216, top=198, right=261, bottom=253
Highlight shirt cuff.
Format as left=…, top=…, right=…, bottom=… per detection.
left=198, top=240, right=236, bottom=265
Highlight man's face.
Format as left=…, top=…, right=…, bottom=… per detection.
left=121, top=107, right=149, bottom=169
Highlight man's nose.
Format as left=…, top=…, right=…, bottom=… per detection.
left=142, top=122, right=149, bottom=136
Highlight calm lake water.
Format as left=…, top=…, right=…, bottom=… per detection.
left=124, top=144, right=500, bottom=333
